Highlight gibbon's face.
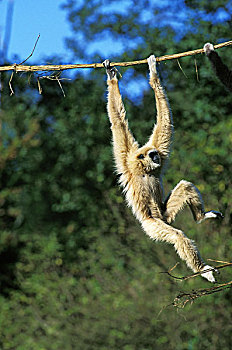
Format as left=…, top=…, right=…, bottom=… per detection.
left=128, top=146, right=161, bottom=175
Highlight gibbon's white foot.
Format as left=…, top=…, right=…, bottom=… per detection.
left=103, top=59, right=117, bottom=80
left=201, top=265, right=218, bottom=283
left=204, top=42, right=214, bottom=56
left=147, top=54, right=157, bottom=75
left=198, top=210, right=224, bottom=224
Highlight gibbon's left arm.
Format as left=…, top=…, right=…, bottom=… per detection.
left=146, top=55, right=173, bottom=161
left=103, top=60, right=138, bottom=175
left=204, top=42, right=232, bottom=92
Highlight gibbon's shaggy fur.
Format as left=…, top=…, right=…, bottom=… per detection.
left=103, top=55, right=223, bottom=282
left=204, top=42, right=232, bottom=92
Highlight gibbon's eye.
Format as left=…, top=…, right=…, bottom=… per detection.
left=138, top=154, right=145, bottom=159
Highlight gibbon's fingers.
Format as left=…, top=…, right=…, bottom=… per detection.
left=102, top=59, right=110, bottom=69
left=204, top=43, right=214, bottom=56
left=147, top=55, right=157, bottom=76
left=102, top=59, right=117, bottom=80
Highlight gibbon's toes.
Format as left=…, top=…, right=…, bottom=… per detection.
left=147, top=55, right=157, bottom=74
left=201, top=265, right=217, bottom=283
left=205, top=210, right=224, bottom=220
left=204, top=42, right=214, bottom=56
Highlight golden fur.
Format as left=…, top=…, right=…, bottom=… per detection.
left=103, top=56, right=222, bottom=282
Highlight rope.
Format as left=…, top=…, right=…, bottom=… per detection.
left=1, top=40, right=231, bottom=73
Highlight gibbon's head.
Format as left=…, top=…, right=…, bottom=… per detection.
left=127, top=146, right=161, bottom=175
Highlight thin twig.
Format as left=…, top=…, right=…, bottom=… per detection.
left=161, top=260, right=232, bottom=308
left=194, top=57, right=199, bottom=82
left=55, top=77, right=66, bottom=97
left=207, top=258, right=231, bottom=265
left=160, top=261, right=232, bottom=281
left=177, top=59, right=188, bottom=78
left=19, top=34, right=40, bottom=65
left=37, top=77, right=42, bottom=94
left=1, top=40, right=232, bottom=73
left=7, top=35, right=40, bottom=95
left=37, top=71, right=70, bottom=96
left=173, top=281, right=232, bottom=308
left=9, top=71, right=14, bottom=95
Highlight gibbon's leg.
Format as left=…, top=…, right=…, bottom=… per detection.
left=146, top=55, right=173, bottom=160
left=103, top=60, right=138, bottom=174
left=142, top=217, right=217, bottom=282
left=163, top=180, right=223, bottom=224
left=204, top=43, right=232, bottom=92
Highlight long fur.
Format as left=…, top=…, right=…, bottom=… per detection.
left=104, top=56, right=221, bottom=282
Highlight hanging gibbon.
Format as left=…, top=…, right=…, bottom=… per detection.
left=103, top=55, right=223, bottom=282
left=204, top=42, right=232, bottom=92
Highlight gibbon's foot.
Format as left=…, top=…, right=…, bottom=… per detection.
left=201, top=265, right=219, bottom=283
left=103, top=59, right=117, bottom=80
left=147, top=55, right=157, bottom=75
left=204, top=42, right=214, bottom=56
left=198, top=210, right=224, bottom=224
left=205, top=210, right=224, bottom=220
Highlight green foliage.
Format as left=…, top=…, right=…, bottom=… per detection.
left=0, top=0, right=232, bottom=349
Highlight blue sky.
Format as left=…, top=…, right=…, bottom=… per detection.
left=0, top=0, right=141, bottom=65
left=1, top=0, right=231, bottom=65
left=1, top=0, right=231, bottom=102
left=0, top=0, right=72, bottom=63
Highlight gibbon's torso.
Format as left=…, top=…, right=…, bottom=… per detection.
left=120, top=172, right=164, bottom=223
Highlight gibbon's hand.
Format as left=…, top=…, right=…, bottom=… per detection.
left=204, top=42, right=214, bottom=56
left=201, top=265, right=219, bottom=283
left=103, top=59, right=117, bottom=80
left=147, top=55, right=157, bottom=76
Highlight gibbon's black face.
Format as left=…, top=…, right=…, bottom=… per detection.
left=128, top=147, right=161, bottom=175
left=147, top=149, right=160, bottom=165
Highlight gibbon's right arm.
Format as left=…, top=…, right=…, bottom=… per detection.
left=204, top=42, right=232, bottom=92
left=146, top=55, right=173, bottom=160
left=103, top=60, right=138, bottom=175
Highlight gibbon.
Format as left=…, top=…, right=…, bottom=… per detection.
left=204, top=42, right=232, bottom=92
left=103, top=55, right=223, bottom=282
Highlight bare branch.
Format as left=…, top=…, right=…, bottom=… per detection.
left=173, top=281, right=232, bottom=308
left=194, top=58, right=199, bottom=82
left=9, top=70, right=15, bottom=95
left=37, top=71, right=70, bottom=96
left=161, top=260, right=232, bottom=308
left=177, top=59, right=188, bottom=78
left=19, top=34, right=40, bottom=65
left=1, top=40, right=232, bottom=73
left=161, top=261, right=232, bottom=281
